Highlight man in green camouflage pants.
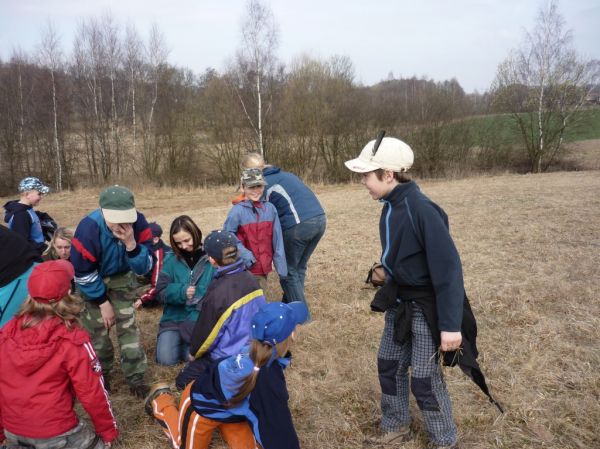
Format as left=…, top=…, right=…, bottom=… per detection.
left=71, top=186, right=153, bottom=398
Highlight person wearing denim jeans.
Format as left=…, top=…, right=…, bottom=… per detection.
left=280, top=214, right=326, bottom=316
left=155, top=328, right=190, bottom=365
left=259, top=165, right=326, bottom=315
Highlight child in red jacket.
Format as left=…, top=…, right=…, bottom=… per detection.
left=0, top=260, right=118, bottom=449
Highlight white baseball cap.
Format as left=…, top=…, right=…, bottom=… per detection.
left=344, top=137, right=414, bottom=173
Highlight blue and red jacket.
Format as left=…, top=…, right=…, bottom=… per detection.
left=70, top=209, right=153, bottom=303
left=224, top=200, right=287, bottom=277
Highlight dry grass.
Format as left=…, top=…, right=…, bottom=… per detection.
left=4, top=169, right=599, bottom=449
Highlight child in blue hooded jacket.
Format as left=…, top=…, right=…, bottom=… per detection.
left=145, top=301, right=308, bottom=449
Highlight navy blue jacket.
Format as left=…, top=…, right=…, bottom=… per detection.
left=3, top=200, right=46, bottom=255
left=380, top=181, right=464, bottom=331
left=262, top=166, right=325, bottom=230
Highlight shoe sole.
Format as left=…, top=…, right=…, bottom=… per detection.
left=144, top=382, right=172, bottom=416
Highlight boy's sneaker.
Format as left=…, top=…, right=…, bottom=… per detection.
left=127, top=374, right=150, bottom=399
left=144, top=382, right=172, bottom=417
left=366, top=426, right=412, bottom=446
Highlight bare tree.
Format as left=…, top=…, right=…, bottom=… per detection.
left=38, top=22, right=64, bottom=190
left=140, top=23, right=169, bottom=178
left=124, top=23, right=143, bottom=159
left=101, top=13, right=123, bottom=175
left=233, top=0, right=279, bottom=158
left=492, top=0, right=599, bottom=172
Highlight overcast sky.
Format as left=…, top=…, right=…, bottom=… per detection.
left=1, top=0, right=598, bottom=93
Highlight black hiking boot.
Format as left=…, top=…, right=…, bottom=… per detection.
left=127, top=373, right=150, bottom=399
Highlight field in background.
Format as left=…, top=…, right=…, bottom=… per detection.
left=3, top=167, right=599, bottom=448
left=462, top=108, right=600, bottom=144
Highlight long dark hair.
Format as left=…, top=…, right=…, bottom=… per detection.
left=169, top=215, right=203, bottom=259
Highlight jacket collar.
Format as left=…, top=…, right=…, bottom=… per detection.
left=262, top=165, right=280, bottom=176
left=381, top=181, right=418, bottom=205
left=214, top=259, right=246, bottom=278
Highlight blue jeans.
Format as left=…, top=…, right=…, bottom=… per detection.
left=279, top=214, right=326, bottom=314
left=156, top=329, right=190, bottom=366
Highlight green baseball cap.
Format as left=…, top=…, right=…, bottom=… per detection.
left=99, top=185, right=137, bottom=224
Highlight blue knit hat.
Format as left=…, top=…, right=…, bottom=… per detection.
left=251, top=301, right=309, bottom=346
left=148, top=222, right=163, bottom=238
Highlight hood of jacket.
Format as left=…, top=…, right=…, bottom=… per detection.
left=3, top=200, right=31, bottom=224
left=0, top=316, right=87, bottom=376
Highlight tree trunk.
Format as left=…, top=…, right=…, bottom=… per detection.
left=51, top=70, right=62, bottom=191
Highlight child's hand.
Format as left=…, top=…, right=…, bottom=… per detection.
left=440, top=331, right=462, bottom=352
left=186, top=286, right=196, bottom=300
left=133, top=299, right=143, bottom=309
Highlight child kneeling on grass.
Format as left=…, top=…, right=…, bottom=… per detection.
left=145, top=301, right=308, bottom=449
left=0, top=260, right=118, bottom=449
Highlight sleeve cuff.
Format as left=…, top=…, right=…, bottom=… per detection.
left=126, top=244, right=141, bottom=258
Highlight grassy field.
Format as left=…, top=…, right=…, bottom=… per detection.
left=463, top=108, right=600, bottom=144
left=3, top=165, right=600, bottom=448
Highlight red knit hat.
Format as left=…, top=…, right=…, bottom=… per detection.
left=27, top=260, right=74, bottom=303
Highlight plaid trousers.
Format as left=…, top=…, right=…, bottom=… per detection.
left=377, top=304, right=457, bottom=446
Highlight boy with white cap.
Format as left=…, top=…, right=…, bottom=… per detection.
left=70, top=185, right=153, bottom=398
left=345, top=133, right=462, bottom=448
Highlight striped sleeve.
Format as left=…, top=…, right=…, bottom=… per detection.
left=71, top=217, right=106, bottom=302
left=66, top=332, right=118, bottom=443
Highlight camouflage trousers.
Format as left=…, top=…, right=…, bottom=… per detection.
left=4, top=420, right=106, bottom=449
left=82, top=271, right=147, bottom=381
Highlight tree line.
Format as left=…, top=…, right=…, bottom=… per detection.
left=0, top=1, right=597, bottom=195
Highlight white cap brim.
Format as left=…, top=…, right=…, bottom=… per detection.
left=101, top=208, right=137, bottom=224
left=344, top=157, right=381, bottom=173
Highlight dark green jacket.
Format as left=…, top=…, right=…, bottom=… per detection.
left=156, top=252, right=215, bottom=324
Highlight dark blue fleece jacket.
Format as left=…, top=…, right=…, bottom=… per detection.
left=379, top=181, right=464, bottom=332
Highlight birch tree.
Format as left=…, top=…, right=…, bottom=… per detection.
left=234, top=0, right=279, bottom=158
left=492, top=0, right=599, bottom=172
left=124, top=24, right=143, bottom=159
left=39, top=22, right=64, bottom=190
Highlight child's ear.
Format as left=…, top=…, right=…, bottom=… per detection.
left=208, top=256, right=218, bottom=267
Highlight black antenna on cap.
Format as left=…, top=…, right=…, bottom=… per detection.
left=372, top=130, right=386, bottom=156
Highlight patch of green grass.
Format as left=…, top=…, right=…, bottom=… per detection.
left=462, top=108, right=600, bottom=145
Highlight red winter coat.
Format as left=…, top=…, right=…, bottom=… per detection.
left=0, top=316, right=118, bottom=443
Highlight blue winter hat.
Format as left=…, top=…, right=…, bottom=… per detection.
left=18, top=177, right=50, bottom=194
left=148, top=222, right=163, bottom=238
left=251, top=301, right=309, bottom=346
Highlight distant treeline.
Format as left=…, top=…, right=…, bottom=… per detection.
left=0, top=18, right=596, bottom=194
